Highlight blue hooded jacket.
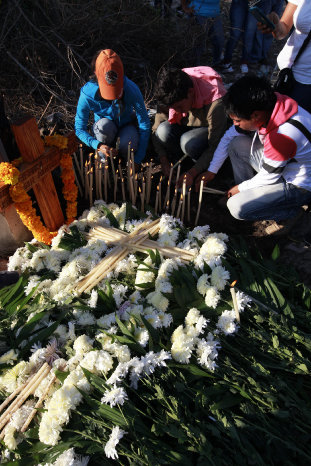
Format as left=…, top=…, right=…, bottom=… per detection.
left=75, top=76, right=150, bottom=163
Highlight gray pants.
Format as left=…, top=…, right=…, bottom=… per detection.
left=93, top=118, right=139, bottom=158
left=227, top=135, right=311, bottom=221
left=155, top=120, right=210, bottom=162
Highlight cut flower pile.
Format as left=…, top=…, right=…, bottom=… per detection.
left=0, top=201, right=311, bottom=465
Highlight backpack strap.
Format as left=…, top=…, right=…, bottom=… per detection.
left=287, top=118, right=311, bottom=143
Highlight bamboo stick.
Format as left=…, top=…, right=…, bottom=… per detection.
left=0, top=375, right=36, bottom=415
left=172, top=153, right=189, bottom=170
left=20, top=373, right=57, bottom=433
left=203, top=187, right=226, bottom=195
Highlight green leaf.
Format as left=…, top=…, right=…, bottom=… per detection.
left=58, top=226, right=87, bottom=251
left=101, top=205, right=119, bottom=228
left=271, top=244, right=280, bottom=261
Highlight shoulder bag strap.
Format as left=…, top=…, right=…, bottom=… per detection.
left=292, top=30, right=311, bottom=66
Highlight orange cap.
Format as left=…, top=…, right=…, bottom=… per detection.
left=95, top=49, right=124, bottom=100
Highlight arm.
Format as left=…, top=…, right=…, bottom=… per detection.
left=75, top=92, right=101, bottom=150
left=129, top=85, right=151, bottom=164
left=193, top=98, right=227, bottom=174
left=257, top=2, right=297, bottom=39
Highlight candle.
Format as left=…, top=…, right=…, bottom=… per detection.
left=158, top=176, right=162, bottom=213
left=114, top=170, right=118, bottom=202
left=171, top=186, right=177, bottom=217
left=194, top=177, right=205, bottom=226
left=230, top=280, right=240, bottom=322
left=79, top=144, right=83, bottom=175
left=155, top=185, right=159, bottom=214
left=129, top=168, right=135, bottom=204
left=176, top=193, right=183, bottom=219
left=89, top=168, right=93, bottom=207
left=109, top=150, right=116, bottom=185
left=146, top=162, right=152, bottom=204
left=99, top=163, right=103, bottom=200
left=121, top=177, right=126, bottom=201
left=181, top=175, right=186, bottom=222
left=142, top=177, right=145, bottom=212
left=104, top=162, right=108, bottom=202
left=84, top=161, right=89, bottom=199
left=187, top=187, right=191, bottom=222
left=176, top=163, right=181, bottom=187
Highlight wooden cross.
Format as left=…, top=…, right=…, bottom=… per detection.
left=0, top=116, right=78, bottom=231
left=76, top=218, right=196, bottom=294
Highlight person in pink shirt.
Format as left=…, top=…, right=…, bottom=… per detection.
left=152, top=67, right=227, bottom=186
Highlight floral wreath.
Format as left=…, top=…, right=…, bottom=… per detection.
left=0, top=135, right=78, bottom=245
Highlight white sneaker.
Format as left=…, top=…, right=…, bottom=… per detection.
left=221, top=63, right=234, bottom=73
left=240, top=64, right=248, bottom=74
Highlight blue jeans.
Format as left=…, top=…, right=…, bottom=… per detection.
left=224, top=0, right=276, bottom=64
left=226, top=135, right=311, bottom=221
left=93, top=118, right=139, bottom=159
left=252, top=0, right=284, bottom=62
left=192, top=15, right=225, bottom=66
left=155, top=121, right=210, bottom=163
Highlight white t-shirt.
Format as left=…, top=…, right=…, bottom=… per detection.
left=277, top=0, right=311, bottom=84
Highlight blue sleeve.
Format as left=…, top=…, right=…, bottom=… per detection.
left=75, top=91, right=100, bottom=150
left=128, top=83, right=151, bottom=163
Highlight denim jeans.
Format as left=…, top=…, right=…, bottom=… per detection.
left=224, top=0, right=278, bottom=64
left=93, top=118, right=139, bottom=159
left=226, top=134, right=311, bottom=221
left=155, top=121, right=210, bottom=163
left=192, top=15, right=225, bottom=66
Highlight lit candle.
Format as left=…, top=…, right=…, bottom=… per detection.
left=104, top=162, right=108, bottom=202
left=79, top=144, right=83, bottom=175
left=142, top=177, right=145, bottom=212
left=84, top=161, right=89, bottom=199
left=121, top=177, right=126, bottom=201
left=176, top=193, right=183, bottom=219
left=187, top=187, right=191, bottom=222
left=99, top=163, right=103, bottom=200
left=194, top=177, right=205, bottom=226
left=114, top=169, right=118, bottom=202
left=230, top=280, right=240, bottom=322
left=155, top=185, right=159, bottom=215
left=158, top=176, right=162, bottom=213
left=171, top=186, right=177, bottom=217
left=181, top=175, right=186, bottom=222
left=129, top=168, right=135, bottom=205
left=89, top=168, right=93, bottom=207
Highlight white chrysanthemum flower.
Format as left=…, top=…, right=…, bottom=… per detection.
left=0, top=349, right=19, bottom=365
left=134, top=328, right=149, bottom=347
left=114, top=254, right=138, bottom=276
left=106, top=362, right=130, bottom=386
left=0, top=361, right=29, bottom=393
left=97, top=313, right=116, bottom=329
left=188, top=225, right=210, bottom=242
left=7, top=245, right=32, bottom=272
left=74, top=311, right=96, bottom=327
left=30, top=249, right=51, bottom=272
left=236, top=290, right=252, bottom=312
left=80, top=350, right=113, bottom=374
left=157, top=232, right=177, bottom=247
left=128, top=290, right=141, bottom=304
left=157, top=258, right=180, bottom=281
left=200, top=235, right=227, bottom=258
left=50, top=448, right=89, bottom=466
left=143, top=311, right=161, bottom=329
left=210, top=266, right=230, bottom=291
left=185, top=308, right=201, bottom=326
left=204, top=286, right=220, bottom=309
left=158, top=311, right=173, bottom=328
left=88, top=290, right=98, bottom=308
left=104, top=426, right=127, bottom=460
left=135, top=256, right=155, bottom=289
left=155, top=278, right=173, bottom=294
left=111, top=284, right=128, bottom=308
left=197, top=274, right=210, bottom=296
left=217, top=310, right=238, bottom=335
left=196, top=334, right=220, bottom=371
left=101, top=385, right=128, bottom=407
left=171, top=325, right=195, bottom=364
left=73, top=335, right=94, bottom=358
left=146, top=291, right=169, bottom=312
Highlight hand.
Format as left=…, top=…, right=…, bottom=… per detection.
left=177, top=170, right=196, bottom=189
left=227, top=185, right=240, bottom=198
left=195, top=171, right=215, bottom=192
left=257, top=12, right=280, bottom=36
left=160, top=155, right=171, bottom=178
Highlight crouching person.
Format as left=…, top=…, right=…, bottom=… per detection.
left=152, top=66, right=227, bottom=186
left=198, top=75, right=311, bottom=230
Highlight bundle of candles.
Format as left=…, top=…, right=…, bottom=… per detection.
left=0, top=362, right=57, bottom=437
left=72, top=144, right=226, bottom=226
left=76, top=216, right=196, bottom=295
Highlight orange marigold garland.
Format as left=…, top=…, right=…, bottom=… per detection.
left=0, top=135, right=78, bottom=244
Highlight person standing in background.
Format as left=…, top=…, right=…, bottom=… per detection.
left=181, top=0, right=225, bottom=68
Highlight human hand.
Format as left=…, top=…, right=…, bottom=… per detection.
left=194, top=171, right=215, bottom=192
left=177, top=171, right=195, bottom=189
left=227, top=185, right=240, bottom=198
left=160, top=155, right=171, bottom=178
left=257, top=12, right=279, bottom=36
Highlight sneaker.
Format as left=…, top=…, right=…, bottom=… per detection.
left=240, top=64, right=249, bottom=74
left=221, top=62, right=234, bottom=73
left=265, top=208, right=306, bottom=236
left=259, top=64, right=270, bottom=75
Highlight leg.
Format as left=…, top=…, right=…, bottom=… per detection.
left=192, top=15, right=211, bottom=66
left=208, top=16, right=225, bottom=66
left=93, top=118, right=118, bottom=146
left=224, top=0, right=249, bottom=63
left=154, top=121, right=187, bottom=162
left=227, top=134, right=259, bottom=184
left=180, top=126, right=210, bottom=161
left=117, top=124, right=139, bottom=159
left=228, top=181, right=311, bottom=221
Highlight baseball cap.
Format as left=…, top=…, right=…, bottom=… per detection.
left=95, top=49, right=124, bottom=100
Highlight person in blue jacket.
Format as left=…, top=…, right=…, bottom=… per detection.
left=75, top=49, right=150, bottom=163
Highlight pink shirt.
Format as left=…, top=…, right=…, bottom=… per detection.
left=168, top=66, right=226, bottom=124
